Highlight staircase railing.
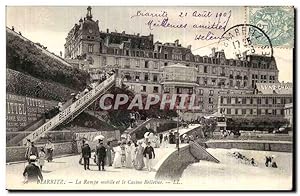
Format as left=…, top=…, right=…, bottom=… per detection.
left=20, top=74, right=116, bottom=145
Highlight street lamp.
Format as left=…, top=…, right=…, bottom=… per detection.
left=176, top=108, right=180, bottom=153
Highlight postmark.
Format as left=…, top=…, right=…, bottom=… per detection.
left=248, top=6, right=294, bottom=48
left=218, top=24, right=273, bottom=63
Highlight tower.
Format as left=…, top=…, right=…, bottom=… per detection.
left=86, top=6, right=93, bottom=20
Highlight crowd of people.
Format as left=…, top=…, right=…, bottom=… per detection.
left=80, top=138, right=156, bottom=172
left=229, top=151, right=278, bottom=168
left=23, top=140, right=55, bottom=183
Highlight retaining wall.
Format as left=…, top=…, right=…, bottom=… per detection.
left=205, top=140, right=292, bottom=152
left=6, top=142, right=75, bottom=162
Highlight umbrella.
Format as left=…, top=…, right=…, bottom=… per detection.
left=121, top=134, right=127, bottom=138
left=144, top=132, right=150, bottom=138
left=279, top=127, right=285, bottom=132
left=93, top=135, right=105, bottom=141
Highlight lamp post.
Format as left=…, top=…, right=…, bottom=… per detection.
left=176, top=108, right=180, bottom=152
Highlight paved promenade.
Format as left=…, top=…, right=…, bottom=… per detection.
left=6, top=125, right=200, bottom=190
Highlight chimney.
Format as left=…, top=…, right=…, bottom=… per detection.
left=137, top=33, right=140, bottom=37
left=187, top=45, right=192, bottom=50
left=211, top=47, right=216, bottom=57
left=122, top=31, right=125, bottom=34
left=106, top=28, right=109, bottom=33
left=96, top=20, right=99, bottom=25
left=174, top=39, right=179, bottom=46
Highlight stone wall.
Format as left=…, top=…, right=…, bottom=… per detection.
left=205, top=140, right=292, bottom=152
left=154, top=142, right=219, bottom=180
left=6, top=142, right=75, bottom=162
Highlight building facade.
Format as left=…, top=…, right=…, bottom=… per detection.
left=284, top=103, right=293, bottom=127
left=64, top=7, right=280, bottom=115
left=217, top=82, right=293, bottom=121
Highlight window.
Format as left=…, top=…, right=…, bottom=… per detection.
left=115, top=58, right=120, bottom=65
left=209, top=90, right=214, bottom=96
left=132, top=59, right=138, bottom=68
left=258, top=98, right=261, bottom=104
left=130, top=85, right=135, bottom=91
left=164, top=62, right=168, bottom=66
left=257, top=109, right=261, bottom=115
left=242, top=98, right=246, bottom=104
left=164, top=53, right=168, bottom=59
left=212, top=67, right=216, bottom=74
left=153, top=86, right=159, bottom=93
left=88, top=44, right=93, bottom=53
left=154, top=53, right=158, bottom=58
left=154, top=62, right=158, bottom=69
left=142, top=86, right=146, bottom=92
left=114, top=48, right=118, bottom=55
left=204, top=66, right=208, bottom=73
left=199, top=97, right=204, bottom=103
left=211, top=79, right=216, bottom=86
left=125, top=50, right=129, bottom=56
left=209, top=98, right=213, bottom=104
left=186, top=54, right=190, bottom=61
left=227, top=108, right=231, bottom=114
left=153, top=75, right=158, bottom=82
left=145, top=61, right=149, bottom=68
left=276, top=98, right=281, bottom=104
left=242, top=109, right=246, bottom=115
left=199, top=89, right=204, bottom=95
left=144, top=74, right=149, bottom=81
left=135, top=75, right=140, bottom=81
left=124, top=74, right=131, bottom=81
left=164, top=88, right=170, bottom=93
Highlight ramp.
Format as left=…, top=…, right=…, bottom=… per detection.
left=189, top=141, right=220, bottom=163
left=20, top=74, right=116, bottom=145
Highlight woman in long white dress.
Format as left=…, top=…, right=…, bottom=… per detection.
left=125, top=142, right=133, bottom=168
left=112, top=142, right=122, bottom=168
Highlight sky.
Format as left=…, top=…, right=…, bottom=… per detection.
left=6, top=6, right=293, bottom=82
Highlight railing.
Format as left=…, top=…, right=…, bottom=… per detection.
left=20, top=74, right=116, bottom=145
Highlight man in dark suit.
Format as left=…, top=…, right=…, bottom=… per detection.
left=96, top=140, right=106, bottom=171
left=81, top=141, right=91, bottom=170
left=23, top=155, right=43, bottom=183
left=143, top=142, right=155, bottom=172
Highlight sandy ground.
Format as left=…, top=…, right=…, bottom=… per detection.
left=181, top=148, right=293, bottom=190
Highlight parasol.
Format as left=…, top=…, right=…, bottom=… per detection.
left=144, top=132, right=150, bottom=138
left=93, top=135, right=105, bottom=141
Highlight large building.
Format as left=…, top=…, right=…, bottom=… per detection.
left=64, top=6, right=279, bottom=115
left=217, top=82, right=293, bottom=124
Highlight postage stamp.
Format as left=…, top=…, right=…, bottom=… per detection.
left=248, top=6, right=294, bottom=48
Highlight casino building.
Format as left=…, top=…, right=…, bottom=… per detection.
left=217, top=82, right=293, bottom=124
left=64, top=6, right=280, bottom=115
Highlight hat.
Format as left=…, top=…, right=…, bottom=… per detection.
left=29, top=155, right=37, bottom=161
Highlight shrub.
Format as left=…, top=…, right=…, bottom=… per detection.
left=6, top=31, right=89, bottom=90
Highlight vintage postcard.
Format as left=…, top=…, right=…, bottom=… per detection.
left=5, top=5, right=294, bottom=191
